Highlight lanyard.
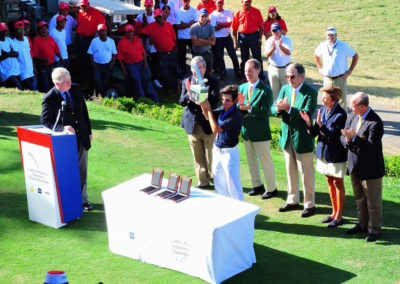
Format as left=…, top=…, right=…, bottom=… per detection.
left=327, top=41, right=338, bottom=57
left=218, top=105, right=235, bottom=126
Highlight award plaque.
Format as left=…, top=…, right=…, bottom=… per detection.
left=168, top=177, right=191, bottom=203
left=156, top=173, right=180, bottom=198
left=140, top=169, right=164, bottom=194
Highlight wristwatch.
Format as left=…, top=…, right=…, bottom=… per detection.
left=347, top=69, right=352, bottom=73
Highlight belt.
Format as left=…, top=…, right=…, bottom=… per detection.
left=270, top=63, right=290, bottom=69
left=214, top=145, right=237, bottom=152
left=159, top=50, right=175, bottom=55
left=325, top=74, right=344, bottom=80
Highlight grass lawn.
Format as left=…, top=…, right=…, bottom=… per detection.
left=1, top=91, right=400, bottom=283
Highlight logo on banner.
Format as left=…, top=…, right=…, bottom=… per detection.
left=129, top=232, right=135, bottom=239
left=38, top=188, right=42, bottom=194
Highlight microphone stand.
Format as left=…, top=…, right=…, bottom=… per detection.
left=51, top=101, right=66, bottom=134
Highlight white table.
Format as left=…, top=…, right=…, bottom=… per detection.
left=102, top=174, right=260, bottom=284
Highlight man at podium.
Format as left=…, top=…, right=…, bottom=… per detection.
left=40, top=67, right=94, bottom=211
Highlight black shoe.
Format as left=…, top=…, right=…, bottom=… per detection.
left=195, top=184, right=211, bottom=190
left=278, top=203, right=300, bottom=212
left=321, top=215, right=334, bottom=223
left=83, top=202, right=93, bottom=211
left=248, top=185, right=266, bottom=196
left=365, top=233, right=379, bottom=242
left=261, top=188, right=278, bottom=199
left=301, top=206, right=316, bottom=218
left=328, top=218, right=344, bottom=228
left=346, top=224, right=366, bottom=234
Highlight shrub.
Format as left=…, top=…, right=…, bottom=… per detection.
left=385, top=155, right=400, bottom=178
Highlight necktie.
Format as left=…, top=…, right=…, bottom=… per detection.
left=356, top=115, right=363, bottom=132
left=64, top=92, right=73, bottom=111
left=248, top=84, right=253, bottom=102
left=291, top=88, right=297, bottom=107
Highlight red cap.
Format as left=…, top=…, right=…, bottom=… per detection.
left=154, top=8, right=163, bottom=17
left=38, top=21, right=48, bottom=28
left=97, top=24, right=107, bottom=31
left=243, top=0, right=251, bottom=3
left=14, top=21, right=24, bottom=29
left=22, top=19, right=30, bottom=25
left=59, top=2, right=69, bottom=9
left=216, top=0, right=223, bottom=3
left=56, top=15, right=66, bottom=22
left=144, top=0, right=153, bottom=6
left=268, top=6, right=277, bottom=13
left=79, top=0, right=89, bottom=6
left=0, top=22, right=8, bottom=31
left=124, top=24, right=134, bottom=32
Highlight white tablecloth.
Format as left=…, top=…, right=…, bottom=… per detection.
left=102, top=174, right=260, bottom=284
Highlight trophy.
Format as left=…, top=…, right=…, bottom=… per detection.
left=188, top=63, right=209, bottom=104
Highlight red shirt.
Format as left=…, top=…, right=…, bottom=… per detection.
left=263, top=19, right=288, bottom=34
left=77, top=6, right=106, bottom=36
left=141, top=21, right=176, bottom=52
left=197, top=0, right=216, bottom=14
left=117, top=36, right=145, bottom=63
left=232, top=7, right=263, bottom=34
left=32, top=35, right=60, bottom=65
left=27, top=35, right=33, bottom=58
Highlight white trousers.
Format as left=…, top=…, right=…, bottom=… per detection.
left=212, top=145, right=244, bottom=201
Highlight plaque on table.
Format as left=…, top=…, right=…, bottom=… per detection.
left=156, top=173, right=180, bottom=198
left=168, top=177, right=191, bottom=203
left=140, top=169, right=163, bottom=194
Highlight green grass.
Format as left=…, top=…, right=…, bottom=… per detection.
left=222, top=0, right=400, bottom=106
left=1, top=91, right=400, bottom=283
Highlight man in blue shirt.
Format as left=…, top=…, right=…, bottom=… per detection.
left=200, top=84, right=244, bottom=200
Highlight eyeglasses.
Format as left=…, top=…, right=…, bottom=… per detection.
left=271, top=29, right=279, bottom=33
left=286, top=75, right=298, bottom=80
left=201, top=15, right=208, bottom=18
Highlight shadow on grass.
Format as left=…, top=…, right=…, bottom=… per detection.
left=226, top=244, right=356, bottom=283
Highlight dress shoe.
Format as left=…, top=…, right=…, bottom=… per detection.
left=248, top=185, right=266, bottom=196
left=195, top=184, right=211, bottom=190
left=261, top=188, right=278, bottom=200
left=83, top=202, right=93, bottom=211
left=346, top=224, right=366, bottom=234
left=365, top=233, right=379, bottom=242
left=328, top=218, right=344, bottom=228
left=278, top=203, right=300, bottom=212
left=321, top=215, right=334, bottom=223
left=301, top=206, right=316, bottom=218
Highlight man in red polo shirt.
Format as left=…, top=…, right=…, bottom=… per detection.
left=117, top=25, right=159, bottom=102
left=141, top=8, right=180, bottom=93
left=32, top=21, right=63, bottom=92
left=232, top=0, right=265, bottom=80
left=75, top=0, right=105, bottom=88
left=197, top=0, right=216, bottom=14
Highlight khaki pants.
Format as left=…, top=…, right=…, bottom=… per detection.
left=243, top=140, right=276, bottom=192
left=323, top=76, right=347, bottom=110
left=268, top=64, right=288, bottom=100
left=283, top=141, right=315, bottom=209
left=188, top=124, right=215, bottom=186
left=350, top=173, right=382, bottom=234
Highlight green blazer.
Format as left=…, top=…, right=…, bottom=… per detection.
left=270, top=83, right=317, bottom=154
left=238, top=81, right=273, bottom=142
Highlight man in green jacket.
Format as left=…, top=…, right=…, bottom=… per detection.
left=271, top=62, right=317, bottom=217
left=239, top=59, right=277, bottom=199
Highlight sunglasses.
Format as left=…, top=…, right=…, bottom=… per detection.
left=272, top=29, right=279, bottom=33
left=286, top=75, right=298, bottom=79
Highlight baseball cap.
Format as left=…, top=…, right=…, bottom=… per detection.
left=198, top=8, right=208, bottom=16
left=14, top=21, right=24, bottom=29
left=59, top=2, right=69, bottom=9
left=326, top=27, right=337, bottom=35
left=271, top=23, right=281, bottom=32
left=144, top=0, right=153, bottom=6
left=0, top=22, right=8, bottom=31
left=124, top=24, right=134, bottom=32
left=56, top=15, right=67, bottom=22
left=79, top=0, right=89, bottom=6
left=216, top=0, right=224, bottom=3
left=243, top=0, right=251, bottom=3
left=38, top=21, right=48, bottom=28
left=268, top=6, right=277, bottom=13
left=97, top=24, right=107, bottom=31
left=22, top=19, right=30, bottom=25
left=154, top=8, right=163, bottom=18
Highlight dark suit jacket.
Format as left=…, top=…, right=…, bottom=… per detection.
left=41, top=84, right=92, bottom=151
left=340, top=109, right=385, bottom=180
left=179, top=73, right=219, bottom=135
left=271, top=83, right=317, bottom=154
left=308, top=104, right=347, bottom=163
left=238, top=81, right=273, bottom=142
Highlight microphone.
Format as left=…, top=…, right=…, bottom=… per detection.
left=61, top=100, right=66, bottom=113
left=51, top=101, right=66, bottom=134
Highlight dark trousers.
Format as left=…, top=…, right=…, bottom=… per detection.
left=215, top=35, right=240, bottom=74
left=177, top=39, right=193, bottom=76
left=125, top=61, right=159, bottom=102
left=55, top=59, right=70, bottom=69
left=37, top=63, right=55, bottom=92
left=193, top=50, right=213, bottom=74
left=238, top=32, right=264, bottom=79
left=75, top=34, right=94, bottom=85
left=4, top=75, right=22, bottom=90
left=93, top=62, right=111, bottom=97
left=158, top=51, right=179, bottom=89
left=21, top=75, right=37, bottom=91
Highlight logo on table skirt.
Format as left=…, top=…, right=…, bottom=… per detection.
left=38, top=188, right=42, bottom=194
left=30, top=187, right=34, bottom=192
left=129, top=232, right=135, bottom=239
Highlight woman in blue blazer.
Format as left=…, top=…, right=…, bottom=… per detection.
left=300, top=86, right=347, bottom=228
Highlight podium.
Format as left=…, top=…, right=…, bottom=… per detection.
left=17, top=125, right=83, bottom=228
